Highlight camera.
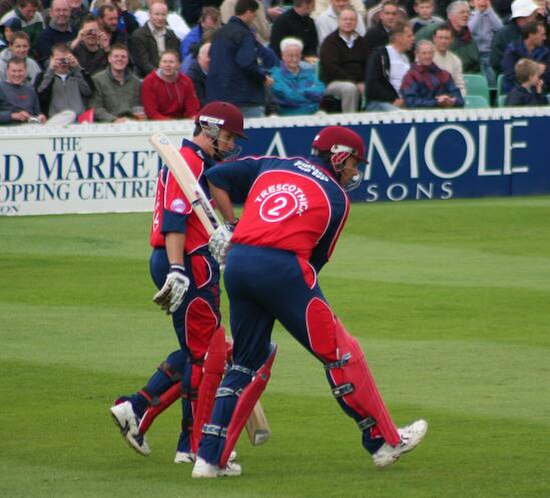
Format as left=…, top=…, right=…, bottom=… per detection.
left=87, top=28, right=97, bottom=35
left=61, top=57, right=70, bottom=64
left=27, top=116, right=40, bottom=123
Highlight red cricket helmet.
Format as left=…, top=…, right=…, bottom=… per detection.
left=196, top=101, right=247, bottom=139
left=311, top=126, right=367, bottom=164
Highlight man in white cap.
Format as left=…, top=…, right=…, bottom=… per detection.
left=490, top=0, right=544, bottom=76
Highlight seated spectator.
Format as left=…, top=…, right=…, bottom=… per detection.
left=270, top=37, right=324, bottom=115
left=319, top=5, right=367, bottom=112
left=180, top=27, right=214, bottom=74
left=180, top=6, right=219, bottom=62
left=67, top=0, right=88, bottom=31
left=221, top=0, right=271, bottom=44
left=0, top=0, right=44, bottom=47
left=0, top=15, right=22, bottom=49
left=0, top=56, right=45, bottom=123
left=490, top=0, right=539, bottom=78
left=401, top=40, right=464, bottom=107
left=36, top=42, right=93, bottom=117
left=468, top=0, right=502, bottom=86
left=141, top=49, right=199, bottom=120
left=186, top=40, right=210, bottom=107
left=0, top=31, right=41, bottom=84
left=97, top=3, right=137, bottom=48
left=133, top=0, right=190, bottom=40
left=409, top=0, right=442, bottom=34
left=365, top=21, right=414, bottom=111
left=131, top=1, right=180, bottom=78
left=364, top=0, right=401, bottom=64
left=505, top=57, right=548, bottom=105
left=312, top=0, right=366, bottom=22
left=71, top=15, right=109, bottom=75
left=416, top=1, right=480, bottom=73
left=366, top=1, right=409, bottom=30
left=316, top=0, right=366, bottom=46
left=90, top=43, right=142, bottom=122
left=432, top=24, right=466, bottom=95
left=501, top=20, right=550, bottom=93
left=270, top=0, right=318, bottom=63
left=34, top=0, right=76, bottom=68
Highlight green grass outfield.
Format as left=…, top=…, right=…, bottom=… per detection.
left=1, top=197, right=549, bottom=498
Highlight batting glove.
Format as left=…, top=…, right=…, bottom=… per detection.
left=153, top=264, right=190, bottom=315
left=209, top=225, right=233, bottom=266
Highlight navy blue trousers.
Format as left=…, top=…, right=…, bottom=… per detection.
left=198, top=244, right=383, bottom=464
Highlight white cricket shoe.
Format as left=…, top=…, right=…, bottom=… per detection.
left=175, top=450, right=237, bottom=464
left=372, top=419, right=428, bottom=468
left=191, top=457, right=242, bottom=478
left=174, top=451, right=196, bottom=463
left=110, top=401, right=151, bottom=456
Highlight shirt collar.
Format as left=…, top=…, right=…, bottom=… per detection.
left=182, top=139, right=216, bottom=168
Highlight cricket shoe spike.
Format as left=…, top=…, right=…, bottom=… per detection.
left=110, top=400, right=151, bottom=456
left=372, top=419, right=428, bottom=468
left=175, top=450, right=237, bottom=464
left=191, top=457, right=242, bottom=478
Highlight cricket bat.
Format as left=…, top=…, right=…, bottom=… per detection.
left=149, top=132, right=272, bottom=446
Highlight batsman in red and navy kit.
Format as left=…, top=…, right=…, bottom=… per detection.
left=110, top=102, right=245, bottom=463
left=192, top=126, right=428, bottom=478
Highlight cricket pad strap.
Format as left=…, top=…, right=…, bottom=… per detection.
left=190, top=326, right=228, bottom=453
left=219, top=343, right=277, bottom=467
left=327, top=319, right=400, bottom=445
left=138, top=382, right=181, bottom=434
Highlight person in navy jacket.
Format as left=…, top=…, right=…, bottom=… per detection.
left=206, top=0, right=274, bottom=118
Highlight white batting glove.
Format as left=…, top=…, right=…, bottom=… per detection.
left=209, top=225, right=233, bottom=266
left=153, top=264, right=190, bottom=314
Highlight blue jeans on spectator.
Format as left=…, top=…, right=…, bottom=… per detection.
left=240, top=105, right=266, bottom=118
left=479, top=52, right=496, bottom=87
left=366, top=101, right=400, bottom=112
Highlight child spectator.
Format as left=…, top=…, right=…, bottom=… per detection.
left=505, top=57, right=548, bottom=105
left=410, top=0, right=443, bottom=34
left=468, top=0, right=502, bottom=86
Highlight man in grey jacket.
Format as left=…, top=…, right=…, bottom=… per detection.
left=90, top=43, right=142, bottom=122
left=0, top=31, right=41, bottom=84
left=36, top=42, right=93, bottom=118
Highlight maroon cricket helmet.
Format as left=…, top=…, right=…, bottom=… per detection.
left=195, top=101, right=247, bottom=139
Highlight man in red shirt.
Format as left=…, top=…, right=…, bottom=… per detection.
left=141, top=49, right=200, bottom=120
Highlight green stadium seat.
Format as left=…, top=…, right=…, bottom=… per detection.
left=463, top=95, right=489, bottom=108
left=498, top=95, right=507, bottom=107
left=463, top=74, right=490, bottom=103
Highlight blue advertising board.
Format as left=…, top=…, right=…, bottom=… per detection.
left=242, top=111, right=550, bottom=202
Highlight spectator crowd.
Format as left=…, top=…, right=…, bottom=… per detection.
left=0, top=0, right=548, bottom=125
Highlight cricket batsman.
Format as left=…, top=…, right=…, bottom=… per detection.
left=191, top=125, right=428, bottom=477
left=110, top=102, right=245, bottom=464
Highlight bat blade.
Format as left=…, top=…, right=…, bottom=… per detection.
left=245, top=402, right=272, bottom=445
